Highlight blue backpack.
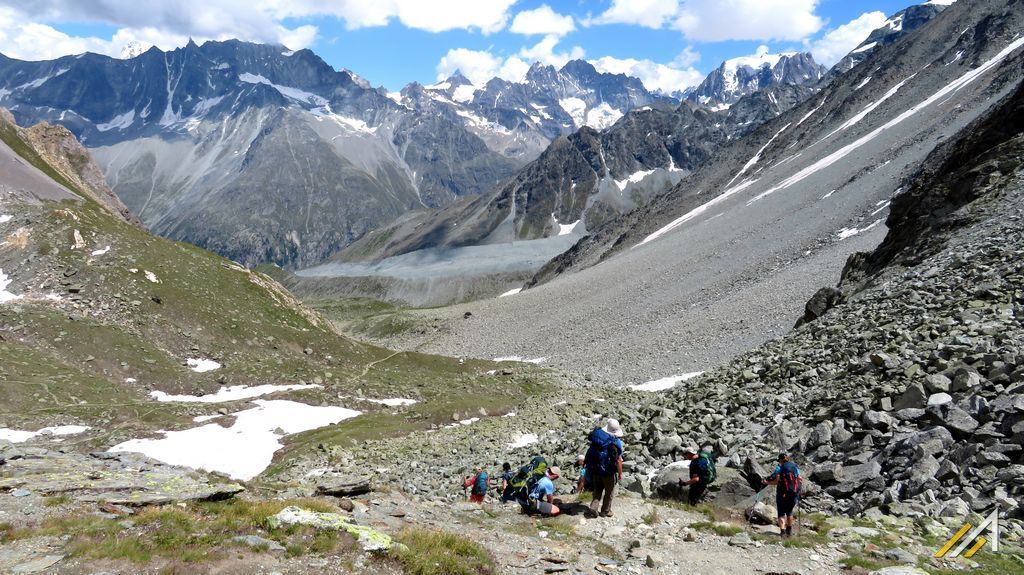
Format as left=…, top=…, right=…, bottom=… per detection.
left=472, top=472, right=489, bottom=496
left=585, top=428, right=621, bottom=477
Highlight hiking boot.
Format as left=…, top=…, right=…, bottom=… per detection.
left=785, top=526, right=792, bottom=537
left=599, top=511, right=613, bottom=518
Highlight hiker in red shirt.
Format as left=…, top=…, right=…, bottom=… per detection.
left=463, top=467, right=489, bottom=503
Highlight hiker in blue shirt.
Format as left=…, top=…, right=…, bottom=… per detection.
left=574, top=454, right=587, bottom=493
left=764, top=453, right=801, bottom=537
left=523, top=466, right=561, bottom=516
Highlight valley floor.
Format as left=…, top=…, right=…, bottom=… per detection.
left=323, top=222, right=888, bottom=389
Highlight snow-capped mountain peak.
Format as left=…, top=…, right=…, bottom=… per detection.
left=722, top=46, right=796, bottom=75
left=689, top=49, right=826, bottom=106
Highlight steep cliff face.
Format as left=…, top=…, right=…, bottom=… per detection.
left=844, top=76, right=1024, bottom=286
left=0, top=108, right=137, bottom=225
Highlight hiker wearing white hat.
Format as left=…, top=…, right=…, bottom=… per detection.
left=603, top=418, right=624, bottom=437
left=584, top=418, right=625, bottom=517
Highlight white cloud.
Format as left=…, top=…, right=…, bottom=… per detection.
left=587, top=0, right=680, bottom=29
left=519, top=35, right=584, bottom=67
left=674, top=0, right=823, bottom=42
left=590, top=55, right=703, bottom=94
left=0, top=0, right=519, bottom=61
left=436, top=34, right=583, bottom=86
left=437, top=48, right=506, bottom=84
left=510, top=5, right=575, bottom=36
left=809, top=11, right=888, bottom=66
left=0, top=2, right=317, bottom=60
left=672, top=46, right=701, bottom=67
left=590, top=0, right=824, bottom=43
left=381, top=0, right=517, bottom=35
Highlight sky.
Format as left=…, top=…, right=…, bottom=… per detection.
left=0, top=1, right=927, bottom=93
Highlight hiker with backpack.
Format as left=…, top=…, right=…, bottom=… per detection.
left=502, top=455, right=549, bottom=504
left=497, top=462, right=513, bottom=498
left=585, top=418, right=624, bottom=517
left=678, top=446, right=716, bottom=505
left=523, top=466, right=562, bottom=516
left=763, top=453, right=801, bottom=537
left=463, top=466, right=489, bottom=504
left=573, top=454, right=587, bottom=494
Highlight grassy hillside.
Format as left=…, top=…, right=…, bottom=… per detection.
left=0, top=115, right=550, bottom=461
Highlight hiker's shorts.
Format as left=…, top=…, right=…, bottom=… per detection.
left=776, top=494, right=799, bottom=517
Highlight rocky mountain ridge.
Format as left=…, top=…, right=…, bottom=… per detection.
left=686, top=49, right=827, bottom=106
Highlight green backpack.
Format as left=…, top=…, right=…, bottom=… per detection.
left=503, top=456, right=548, bottom=501
left=695, top=452, right=717, bottom=484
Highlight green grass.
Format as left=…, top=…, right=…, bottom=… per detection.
left=43, top=495, right=71, bottom=507
left=840, top=555, right=895, bottom=571
left=538, top=516, right=577, bottom=539
left=309, top=297, right=427, bottom=340
left=6, top=498, right=355, bottom=565
left=690, top=521, right=744, bottom=537
left=394, top=528, right=495, bottom=575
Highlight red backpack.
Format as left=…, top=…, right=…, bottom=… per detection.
left=777, top=461, right=801, bottom=496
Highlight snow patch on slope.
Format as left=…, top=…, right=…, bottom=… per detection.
left=615, top=169, right=656, bottom=191
left=96, top=110, right=135, bottom=132
left=239, top=73, right=328, bottom=107
left=187, top=358, right=221, bottom=373
left=747, top=36, right=1024, bottom=206
left=559, top=97, right=586, bottom=127
left=629, top=371, right=704, bottom=392
left=452, top=85, right=477, bottom=103
left=150, top=384, right=320, bottom=403
left=0, top=425, right=90, bottom=443
left=0, top=269, right=20, bottom=303
left=109, top=399, right=361, bottom=480
left=585, top=102, right=623, bottom=130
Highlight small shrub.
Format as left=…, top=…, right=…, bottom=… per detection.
left=394, top=528, right=495, bottom=575
left=641, top=507, right=660, bottom=525
left=690, top=521, right=743, bottom=537
left=44, top=495, right=71, bottom=507
left=593, top=541, right=623, bottom=562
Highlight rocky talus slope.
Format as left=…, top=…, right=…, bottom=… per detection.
left=630, top=79, right=1024, bottom=519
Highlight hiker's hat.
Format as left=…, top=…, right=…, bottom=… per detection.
left=682, top=446, right=698, bottom=456
left=603, top=418, right=624, bottom=438
left=548, top=466, right=561, bottom=479
left=577, top=454, right=585, bottom=462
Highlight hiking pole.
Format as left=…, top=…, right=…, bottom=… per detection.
left=748, top=485, right=770, bottom=522
left=795, top=498, right=802, bottom=536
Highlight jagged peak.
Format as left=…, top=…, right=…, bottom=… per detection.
left=445, top=70, right=472, bottom=85
left=559, top=59, right=598, bottom=76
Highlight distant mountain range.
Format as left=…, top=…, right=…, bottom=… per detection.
left=285, top=0, right=966, bottom=306
left=0, top=42, right=675, bottom=268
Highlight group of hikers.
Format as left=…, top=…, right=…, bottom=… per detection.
left=461, top=418, right=803, bottom=536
